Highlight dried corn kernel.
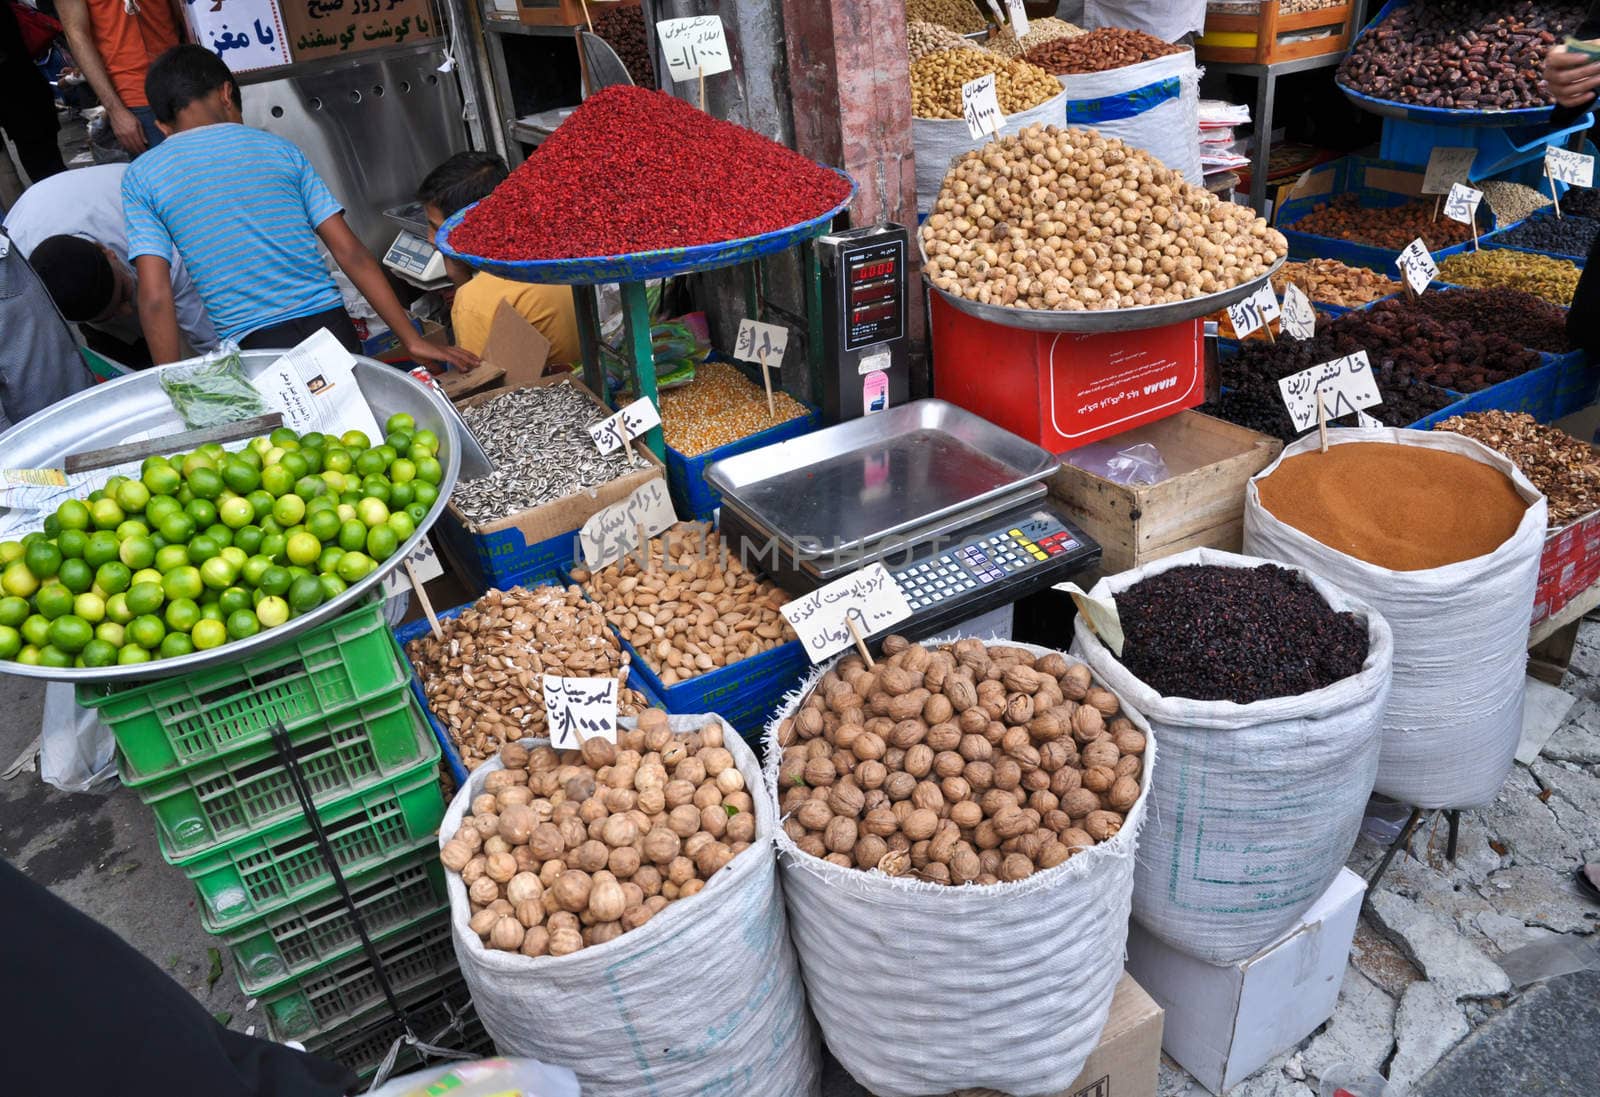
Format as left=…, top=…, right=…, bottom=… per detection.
left=659, top=360, right=809, bottom=457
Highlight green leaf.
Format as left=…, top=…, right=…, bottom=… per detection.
left=725, top=804, right=738, bottom=816
left=206, top=947, right=222, bottom=990
left=212, top=1011, right=232, bottom=1028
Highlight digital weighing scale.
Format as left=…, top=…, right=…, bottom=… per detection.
left=381, top=202, right=449, bottom=290
left=707, top=400, right=1100, bottom=643
left=816, top=224, right=912, bottom=422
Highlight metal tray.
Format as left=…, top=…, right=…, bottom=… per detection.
left=0, top=351, right=460, bottom=683
left=921, top=257, right=1284, bottom=332
left=704, top=399, right=1057, bottom=554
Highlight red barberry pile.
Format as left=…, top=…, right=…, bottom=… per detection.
left=450, top=86, right=852, bottom=261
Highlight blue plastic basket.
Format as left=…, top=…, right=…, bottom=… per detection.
left=437, top=170, right=855, bottom=285
left=666, top=404, right=821, bottom=521
left=1378, top=114, right=1595, bottom=178
left=432, top=514, right=579, bottom=596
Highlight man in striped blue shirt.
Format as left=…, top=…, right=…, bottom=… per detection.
left=122, top=45, right=478, bottom=370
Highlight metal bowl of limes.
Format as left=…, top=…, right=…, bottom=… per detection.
left=0, top=351, right=460, bottom=682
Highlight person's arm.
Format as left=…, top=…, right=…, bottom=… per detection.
left=316, top=212, right=478, bottom=372
left=56, top=0, right=147, bottom=156
left=134, top=256, right=184, bottom=364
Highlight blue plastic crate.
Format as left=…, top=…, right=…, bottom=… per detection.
left=1378, top=114, right=1596, bottom=179
left=432, top=514, right=578, bottom=596
left=1552, top=349, right=1599, bottom=421
left=617, top=633, right=810, bottom=745
left=666, top=404, right=821, bottom=521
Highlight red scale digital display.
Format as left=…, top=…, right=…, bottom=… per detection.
left=843, top=241, right=905, bottom=351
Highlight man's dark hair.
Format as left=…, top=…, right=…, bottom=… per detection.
left=417, top=152, right=509, bottom=219
left=29, top=236, right=114, bottom=321
left=145, top=45, right=242, bottom=125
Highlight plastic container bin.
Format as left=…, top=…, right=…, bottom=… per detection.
left=1378, top=113, right=1596, bottom=180
left=664, top=404, right=820, bottom=520
left=78, top=600, right=407, bottom=782
left=303, top=977, right=485, bottom=1081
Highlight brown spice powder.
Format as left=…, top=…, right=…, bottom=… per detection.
left=1257, top=442, right=1526, bottom=571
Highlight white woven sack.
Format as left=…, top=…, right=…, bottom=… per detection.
left=764, top=639, right=1154, bottom=1097
left=1243, top=428, right=1546, bottom=810
left=440, top=715, right=820, bottom=1097
left=915, top=88, right=1069, bottom=213
left=1057, top=48, right=1202, bottom=185
left=1072, top=547, right=1393, bottom=966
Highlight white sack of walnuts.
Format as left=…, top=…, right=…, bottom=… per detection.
left=762, top=639, right=1155, bottom=1097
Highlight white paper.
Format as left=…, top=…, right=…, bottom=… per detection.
left=542, top=676, right=619, bottom=749
left=1006, top=0, right=1030, bottom=38
left=733, top=319, right=789, bottom=368
left=382, top=535, right=444, bottom=600
left=1421, top=147, right=1476, bottom=195
left=1356, top=409, right=1384, bottom=429
left=1281, top=283, right=1316, bottom=341
left=656, top=15, right=731, bottom=81
left=962, top=74, right=1005, bottom=140
left=1394, top=238, right=1438, bottom=296
left=1444, top=182, right=1483, bottom=227
left=578, top=478, right=677, bottom=570
left=1225, top=283, right=1279, bottom=339
left=1546, top=145, right=1595, bottom=188
left=253, top=329, right=384, bottom=443
left=779, top=562, right=913, bottom=664
left=1277, top=350, right=1383, bottom=432
left=184, top=0, right=288, bottom=74
left=589, top=397, right=661, bottom=455
left=1054, top=581, right=1123, bottom=657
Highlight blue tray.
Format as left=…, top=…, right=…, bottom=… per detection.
left=436, top=170, right=856, bottom=285
left=1378, top=114, right=1595, bottom=179
left=666, top=402, right=821, bottom=521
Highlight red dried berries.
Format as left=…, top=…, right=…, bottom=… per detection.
left=450, top=86, right=852, bottom=261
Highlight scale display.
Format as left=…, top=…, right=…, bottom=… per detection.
left=383, top=230, right=446, bottom=285
left=818, top=224, right=912, bottom=422
left=842, top=240, right=906, bottom=350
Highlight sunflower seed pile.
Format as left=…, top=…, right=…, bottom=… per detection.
left=454, top=382, right=646, bottom=524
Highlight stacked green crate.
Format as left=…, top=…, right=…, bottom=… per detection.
left=77, top=601, right=474, bottom=1073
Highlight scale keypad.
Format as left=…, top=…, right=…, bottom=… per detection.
left=890, top=514, right=1081, bottom=613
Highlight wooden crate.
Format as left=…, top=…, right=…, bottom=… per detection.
left=1195, top=1, right=1354, bottom=65
left=1047, top=411, right=1283, bottom=575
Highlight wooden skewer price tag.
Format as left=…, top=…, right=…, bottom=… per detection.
left=1280, top=283, right=1316, bottom=341
left=961, top=73, right=1006, bottom=140
left=1277, top=350, right=1383, bottom=433
left=734, top=318, right=788, bottom=418
left=1443, top=182, right=1484, bottom=250
left=1394, top=239, right=1437, bottom=297
left=589, top=397, right=660, bottom=456
left=779, top=563, right=913, bottom=664
left=1545, top=145, right=1595, bottom=223
left=542, top=676, right=619, bottom=748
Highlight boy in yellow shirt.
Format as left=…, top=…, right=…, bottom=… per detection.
left=418, top=152, right=581, bottom=365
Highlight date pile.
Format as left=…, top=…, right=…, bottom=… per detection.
left=1284, top=195, right=1473, bottom=250
left=1396, top=286, right=1570, bottom=354
left=442, top=713, right=755, bottom=957
left=775, top=638, right=1145, bottom=885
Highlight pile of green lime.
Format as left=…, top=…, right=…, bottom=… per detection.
left=0, top=413, right=442, bottom=669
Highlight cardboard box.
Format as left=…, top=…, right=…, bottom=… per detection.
left=1127, top=869, right=1366, bottom=1095
left=1047, top=411, right=1283, bottom=574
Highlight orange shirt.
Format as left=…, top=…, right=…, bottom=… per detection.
left=86, top=0, right=179, bottom=109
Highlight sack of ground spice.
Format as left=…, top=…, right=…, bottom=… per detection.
left=1072, top=548, right=1392, bottom=966
left=1244, top=431, right=1546, bottom=811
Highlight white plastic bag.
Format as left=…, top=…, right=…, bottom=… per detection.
left=915, top=89, right=1069, bottom=213
left=40, top=683, right=116, bottom=793
left=1244, top=429, right=1546, bottom=810
left=764, top=640, right=1154, bottom=1097
left=364, top=1057, right=580, bottom=1097
left=1072, top=548, right=1393, bottom=966
left=1083, top=0, right=1207, bottom=41
left=1057, top=49, right=1203, bottom=186
left=440, top=715, right=819, bottom=1097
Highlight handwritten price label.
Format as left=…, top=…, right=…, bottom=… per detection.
left=733, top=319, right=788, bottom=366
left=1281, top=283, right=1316, bottom=341
left=589, top=397, right=661, bottom=456
left=1277, top=350, right=1382, bottom=432
left=656, top=15, right=731, bottom=81
left=962, top=74, right=1006, bottom=140
left=1225, top=283, right=1281, bottom=339
left=1356, top=409, right=1384, bottom=429
left=381, top=535, right=444, bottom=601
left=1421, top=147, right=1476, bottom=195
left=1006, top=0, right=1030, bottom=38
left=779, top=563, right=913, bottom=664
left=1444, top=182, right=1483, bottom=227
left=542, top=676, right=618, bottom=749
left=1394, top=238, right=1437, bottom=296
left=578, top=478, right=677, bottom=570
left=1546, top=145, right=1595, bottom=188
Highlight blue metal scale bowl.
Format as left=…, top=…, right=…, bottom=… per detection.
left=436, top=168, right=856, bottom=285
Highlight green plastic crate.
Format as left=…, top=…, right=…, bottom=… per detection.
left=303, top=977, right=484, bottom=1081
left=261, top=911, right=459, bottom=1042
left=176, top=761, right=445, bottom=932
left=77, top=600, right=407, bottom=782
left=208, top=840, right=448, bottom=995
left=128, top=688, right=434, bottom=857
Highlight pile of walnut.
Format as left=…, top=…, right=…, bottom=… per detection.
left=441, top=710, right=756, bottom=957
left=775, top=637, right=1144, bottom=885
left=406, top=585, right=652, bottom=770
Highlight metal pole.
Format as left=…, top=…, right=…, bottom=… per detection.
left=621, top=281, right=664, bottom=458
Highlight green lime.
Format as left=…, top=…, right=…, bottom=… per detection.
left=389, top=458, right=417, bottom=485
left=142, top=463, right=181, bottom=498
left=144, top=498, right=181, bottom=528
left=23, top=540, right=61, bottom=580
left=337, top=519, right=368, bottom=552
left=317, top=471, right=347, bottom=497
left=186, top=536, right=220, bottom=565
left=365, top=525, right=399, bottom=561
left=203, top=524, right=232, bottom=548
left=256, top=595, right=290, bottom=628
left=81, top=532, right=118, bottom=570
left=20, top=614, right=49, bottom=647
left=301, top=431, right=327, bottom=449
left=240, top=555, right=272, bottom=588
left=221, top=609, right=259, bottom=640
left=131, top=567, right=161, bottom=587
left=411, top=428, right=439, bottom=452
left=387, top=481, right=415, bottom=509
left=357, top=498, right=390, bottom=528
left=184, top=498, right=218, bottom=529
left=80, top=637, right=118, bottom=667
left=386, top=512, right=416, bottom=542
left=164, top=598, right=200, bottom=633
left=57, top=558, right=93, bottom=595
left=288, top=574, right=324, bottom=613
left=0, top=625, right=21, bottom=659
left=72, top=592, right=104, bottom=623
left=406, top=502, right=429, bottom=526
left=293, top=475, right=325, bottom=501
left=180, top=451, right=216, bottom=478
left=56, top=499, right=90, bottom=531
left=0, top=541, right=25, bottom=564
left=220, top=497, right=254, bottom=529
left=306, top=493, right=337, bottom=517
left=323, top=447, right=353, bottom=474
left=336, top=551, right=374, bottom=583
left=234, top=526, right=264, bottom=555
left=258, top=565, right=292, bottom=597
left=1, top=560, right=39, bottom=598
left=261, top=464, right=295, bottom=498
left=354, top=448, right=388, bottom=478
left=115, top=480, right=151, bottom=514
left=360, top=477, right=391, bottom=505
left=221, top=458, right=260, bottom=494
left=162, top=566, right=203, bottom=602
left=411, top=480, right=439, bottom=508
left=47, top=615, right=91, bottom=653
left=236, top=446, right=264, bottom=471
left=115, top=520, right=149, bottom=543
left=38, top=645, right=73, bottom=668
left=95, top=620, right=124, bottom=646
left=200, top=556, right=238, bottom=590
left=15, top=645, right=38, bottom=665
left=318, top=574, right=347, bottom=601
left=159, top=513, right=195, bottom=544
left=94, top=562, right=131, bottom=595
left=89, top=497, right=124, bottom=530
left=279, top=452, right=310, bottom=482
left=218, top=546, right=247, bottom=571
left=198, top=603, right=223, bottom=623
left=0, top=596, right=27, bottom=627
left=415, top=457, right=443, bottom=486
left=158, top=632, right=193, bottom=659
left=285, top=531, right=321, bottom=567
left=340, top=430, right=370, bottom=450
left=104, top=593, right=131, bottom=625
left=154, top=544, right=189, bottom=573
left=258, top=516, right=283, bottom=538
left=386, top=412, right=415, bottom=435
left=317, top=546, right=345, bottom=574
left=246, top=489, right=276, bottom=521
left=175, top=485, right=193, bottom=506
left=384, top=429, right=412, bottom=453
left=35, top=585, right=73, bottom=620
left=119, top=535, right=155, bottom=570
left=218, top=587, right=252, bottom=616
left=128, top=614, right=165, bottom=649
left=340, top=490, right=361, bottom=507
left=117, top=644, right=151, bottom=665
left=259, top=533, right=287, bottom=564
left=269, top=426, right=299, bottom=447
left=40, top=516, right=59, bottom=539
left=272, top=494, right=306, bottom=526
left=298, top=447, right=323, bottom=475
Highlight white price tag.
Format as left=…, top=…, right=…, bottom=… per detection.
left=733, top=319, right=789, bottom=367
left=1053, top=582, right=1124, bottom=657
left=1281, top=283, right=1317, bottom=341
left=542, top=676, right=619, bottom=749
left=779, top=562, right=914, bottom=664
left=588, top=397, right=661, bottom=455
left=1421, top=147, right=1476, bottom=195
left=1356, top=410, right=1384, bottom=429
left=1546, top=145, right=1595, bottom=188
left=1277, top=350, right=1383, bottom=433
left=381, top=537, right=444, bottom=601
left=655, top=15, right=731, bottom=82
left=1225, top=283, right=1280, bottom=339
left=962, top=74, right=1005, bottom=140
left=1006, top=0, right=1030, bottom=38
left=1444, top=182, right=1483, bottom=227
left=1394, top=238, right=1438, bottom=296
left=578, top=478, right=677, bottom=570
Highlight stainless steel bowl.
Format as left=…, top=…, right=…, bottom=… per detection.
left=0, top=351, right=461, bottom=683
